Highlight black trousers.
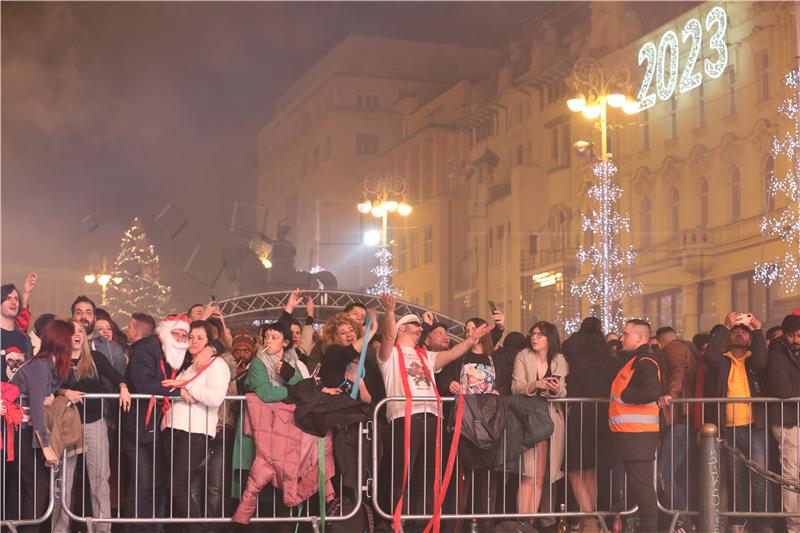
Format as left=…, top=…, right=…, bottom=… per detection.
left=382, top=413, right=438, bottom=517
left=5, top=427, right=50, bottom=533
left=624, top=459, right=659, bottom=533
left=164, top=429, right=209, bottom=528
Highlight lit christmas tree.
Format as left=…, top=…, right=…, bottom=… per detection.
left=755, top=69, right=800, bottom=292
left=571, top=159, right=643, bottom=334
left=105, top=217, right=172, bottom=322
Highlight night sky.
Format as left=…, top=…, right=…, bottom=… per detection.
left=1, top=1, right=536, bottom=310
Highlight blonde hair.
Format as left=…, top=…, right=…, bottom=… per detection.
left=320, top=313, right=361, bottom=353
left=72, top=321, right=98, bottom=381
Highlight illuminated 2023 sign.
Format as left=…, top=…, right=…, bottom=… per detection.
left=637, top=6, right=728, bottom=110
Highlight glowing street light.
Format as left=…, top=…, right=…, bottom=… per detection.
left=356, top=174, right=412, bottom=295
left=83, top=256, right=115, bottom=305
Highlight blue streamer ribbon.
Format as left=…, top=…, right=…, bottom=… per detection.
left=350, top=315, right=372, bottom=400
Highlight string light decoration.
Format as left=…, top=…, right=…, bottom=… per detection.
left=754, top=68, right=800, bottom=292
left=105, top=217, right=172, bottom=322
left=571, top=159, right=643, bottom=333
left=367, top=247, right=402, bottom=296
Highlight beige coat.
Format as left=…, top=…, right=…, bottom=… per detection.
left=511, top=348, right=569, bottom=483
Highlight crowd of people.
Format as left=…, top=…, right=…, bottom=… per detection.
left=3, top=272, right=800, bottom=533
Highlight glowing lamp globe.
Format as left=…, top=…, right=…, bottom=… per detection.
left=606, top=93, right=626, bottom=108
left=97, top=274, right=112, bottom=286
left=384, top=200, right=399, bottom=212
left=370, top=205, right=386, bottom=218
left=357, top=200, right=372, bottom=214
left=397, top=203, right=412, bottom=216
left=622, top=100, right=641, bottom=115
left=582, top=104, right=601, bottom=120
left=567, top=96, right=586, bottom=113
left=363, top=230, right=381, bottom=247
left=84, top=274, right=96, bottom=284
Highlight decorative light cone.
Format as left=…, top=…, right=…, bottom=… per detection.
left=567, top=96, right=586, bottom=112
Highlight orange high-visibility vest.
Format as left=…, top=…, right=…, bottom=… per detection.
left=609, top=355, right=661, bottom=433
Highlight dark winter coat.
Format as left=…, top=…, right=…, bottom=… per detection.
left=493, top=395, right=553, bottom=474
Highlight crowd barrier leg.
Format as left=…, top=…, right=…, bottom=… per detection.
left=699, top=423, right=721, bottom=533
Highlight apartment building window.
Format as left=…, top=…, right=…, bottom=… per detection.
left=356, top=133, right=379, bottom=154
left=732, top=271, right=767, bottom=318
left=698, top=281, right=716, bottom=332
left=643, top=289, right=683, bottom=332
left=424, top=291, right=432, bottom=307
left=410, top=230, right=420, bottom=269
left=517, top=144, right=524, bottom=167
left=324, top=137, right=332, bottom=159
left=446, top=159, right=456, bottom=193
left=757, top=51, right=770, bottom=102
left=730, top=166, right=742, bottom=221
left=697, top=83, right=706, bottom=128
left=528, top=234, right=538, bottom=255
left=765, top=156, right=775, bottom=211
left=641, top=196, right=652, bottom=248
left=670, top=187, right=680, bottom=238
left=525, top=140, right=532, bottom=163
left=495, top=225, right=504, bottom=265
left=668, top=96, right=678, bottom=139
left=549, top=123, right=570, bottom=168
left=699, top=177, right=709, bottom=227
left=639, top=110, right=650, bottom=151
left=727, top=67, right=736, bottom=115
left=424, top=224, right=433, bottom=264
left=356, top=94, right=379, bottom=109
left=397, top=238, right=406, bottom=273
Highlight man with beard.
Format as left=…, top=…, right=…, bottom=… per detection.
left=705, top=312, right=769, bottom=533
left=72, top=296, right=128, bottom=375
left=122, top=314, right=222, bottom=532
left=766, top=313, right=800, bottom=533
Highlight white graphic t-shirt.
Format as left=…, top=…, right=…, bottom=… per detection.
left=378, top=344, right=440, bottom=421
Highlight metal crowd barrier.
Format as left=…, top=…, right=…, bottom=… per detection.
left=1, top=396, right=57, bottom=533
left=371, top=396, right=638, bottom=530
left=28, top=392, right=363, bottom=532
left=658, top=397, right=800, bottom=531
left=12, top=392, right=800, bottom=532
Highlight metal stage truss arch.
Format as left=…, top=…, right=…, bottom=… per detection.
left=216, top=289, right=466, bottom=341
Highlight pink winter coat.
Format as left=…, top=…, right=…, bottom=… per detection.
left=242, top=393, right=335, bottom=507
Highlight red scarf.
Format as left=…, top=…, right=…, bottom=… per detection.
left=393, top=344, right=464, bottom=533
left=144, top=356, right=219, bottom=428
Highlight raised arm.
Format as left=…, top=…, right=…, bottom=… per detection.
left=378, top=294, right=397, bottom=363
left=434, top=323, right=491, bottom=370
left=353, top=308, right=378, bottom=353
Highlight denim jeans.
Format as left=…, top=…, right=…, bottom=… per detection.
left=722, top=425, right=767, bottom=518
left=658, top=422, right=689, bottom=512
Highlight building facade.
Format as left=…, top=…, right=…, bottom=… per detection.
left=258, top=2, right=800, bottom=336
left=390, top=1, right=799, bottom=334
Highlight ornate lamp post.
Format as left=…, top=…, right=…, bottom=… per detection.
left=83, top=256, right=122, bottom=305
left=356, top=174, right=412, bottom=295
left=567, top=58, right=643, bottom=334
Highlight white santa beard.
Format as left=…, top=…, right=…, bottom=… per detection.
left=163, top=343, right=188, bottom=370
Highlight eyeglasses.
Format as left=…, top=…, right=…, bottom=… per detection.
left=530, top=331, right=545, bottom=339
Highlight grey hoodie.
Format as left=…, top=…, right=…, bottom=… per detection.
left=91, top=334, right=127, bottom=376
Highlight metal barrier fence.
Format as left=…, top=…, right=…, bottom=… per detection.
left=3, top=392, right=364, bottom=532
left=9, top=393, right=800, bottom=532
left=371, top=396, right=638, bottom=530
left=658, top=397, right=800, bottom=531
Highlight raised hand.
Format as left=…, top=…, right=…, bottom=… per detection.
left=422, top=311, right=434, bottom=325
left=380, top=293, right=396, bottom=315
left=491, top=310, right=505, bottom=329
left=23, top=272, right=38, bottom=295
left=285, top=289, right=303, bottom=314
left=469, top=323, right=492, bottom=344
left=305, top=295, right=315, bottom=318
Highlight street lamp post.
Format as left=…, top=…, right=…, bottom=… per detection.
left=567, top=58, right=643, bottom=334
left=357, top=174, right=412, bottom=295
left=83, top=257, right=122, bottom=306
